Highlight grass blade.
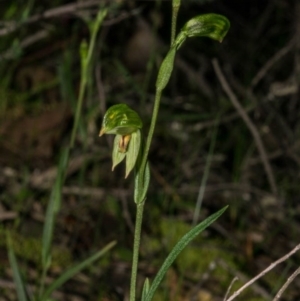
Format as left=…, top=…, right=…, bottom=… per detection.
left=41, top=240, right=116, bottom=300
left=193, top=120, right=219, bottom=225
left=141, top=278, right=150, bottom=301
left=145, top=206, right=228, bottom=301
left=7, top=234, right=28, bottom=301
left=42, top=148, right=69, bottom=269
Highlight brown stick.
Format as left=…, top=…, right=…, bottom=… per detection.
left=224, top=243, right=300, bottom=301
left=0, top=0, right=101, bottom=36
left=272, top=266, right=300, bottom=301
left=250, top=39, right=295, bottom=88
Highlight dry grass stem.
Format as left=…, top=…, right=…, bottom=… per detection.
left=224, top=243, right=300, bottom=301
left=212, top=59, right=278, bottom=195
left=272, top=266, right=300, bottom=301
left=0, top=0, right=101, bottom=36
left=250, top=39, right=295, bottom=88
left=223, top=277, right=239, bottom=301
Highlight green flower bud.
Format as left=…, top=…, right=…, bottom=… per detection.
left=156, top=13, right=230, bottom=92
left=174, top=13, right=230, bottom=49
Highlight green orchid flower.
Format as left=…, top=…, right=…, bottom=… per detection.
left=99, top=104, right=143, bottom=178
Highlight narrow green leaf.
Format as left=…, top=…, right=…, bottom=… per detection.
left=42, top=241, right=116, bottom=300
left=134, top=161, right=150, bottom=204
left=141, top=278, right=150, bottom=301
left=156, top=46, right=176, bottom=91
left=140, top=162, right=150, bottom=202
left=79, top=40, right=89, bottom=70
left=70, top=9, right=107, bottom=147
left=7, top=234, right=28, bottom=301
left=88, top=8, right=108, bottom=34
left=125, top=130, right=141, bottom=178
left=145, top=206, right=228, bottom=301
left=134, top=169, right=141, bottom=203
left=42, top=148, right=69, bottom=269
left=112, top=135, right=126, bottom=170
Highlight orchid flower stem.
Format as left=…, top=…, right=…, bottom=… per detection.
left=171, top=0, right=181, bottom=45
left=129, top=201, right=145, bottom=301
left=140, top=89, right=162, bottom=177
left=119, top=3, right=180, bottom=295
left=129, top=88, right=162, bottom=300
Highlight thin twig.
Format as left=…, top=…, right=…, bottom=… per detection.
left=96, top=62, right=112, bottom=148
left=29, top=153, right=108, bottom=188
left=272, top=266, right=300, bottom=301
left=250, top=39, right=295, bottom=88
left=248, top=140, right=300, bottom=166
left=0, top=211, right=17, bottom=221
left=212, top=59, right=278, bottom=195
left=96, top=64, right=106, bottom=116
left=120, top=194, right=135, bottom=234
left=0, top=2, right=142, bottom=37
left=224, top=243, right=300, bottom=301
left=150, top=165, right=181, bottom=202
left=218, top=259, right=272, bottom=300
left=223, top=277, right=239, bottom=301
left=0, top=29, right=49, bottom=62
left=103, top=7, right=142, bottom=26
left=0, top=0, right=101, bottom=36
left=176, top=56, right=213, bottom=98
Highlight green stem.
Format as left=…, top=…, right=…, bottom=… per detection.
left=140, top=0, right=180, bottom=171
left=171, top=0, right=181, bottom=45
left=130, top=2, right=180, bottom=296
left=130, top=101, right=161, bottom=285
left=129, top=201, right=145, bottom=301
left=70, top=9, right=107, bottom=148
left=38, top=267, right=48, bottom=299
left=70, top=76, right=87, bottom=147
left=140, top=89, right=162, bottom=178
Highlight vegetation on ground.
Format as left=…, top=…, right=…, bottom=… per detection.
left=1, top=0, right=300, bottom=300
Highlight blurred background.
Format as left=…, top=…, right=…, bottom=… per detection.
left=0, top=0, right=300, bottom=300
